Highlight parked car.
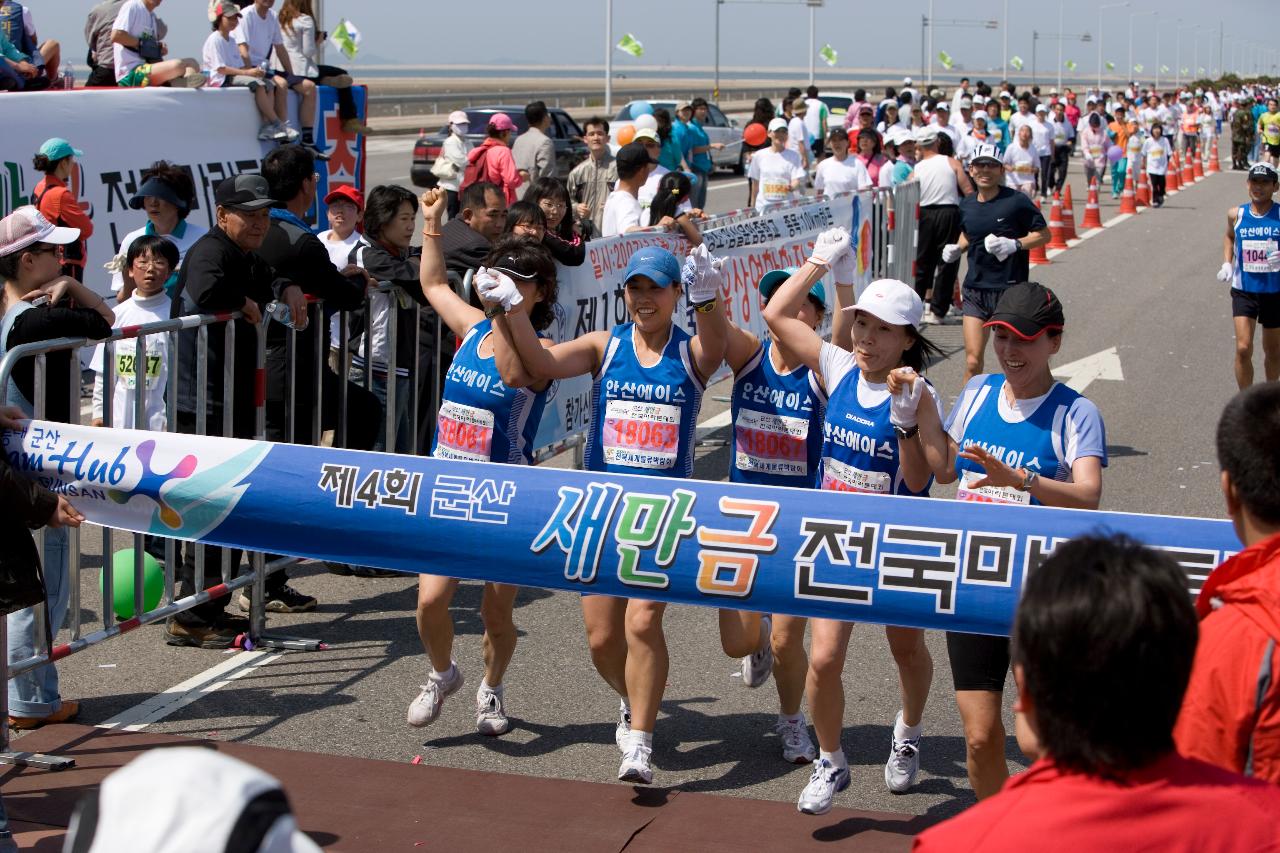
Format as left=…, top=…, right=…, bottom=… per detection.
left=410, top=106, right=589, bottom=188
left=813, top=92, right=857, bottom=124
left=609, top=100, right=744, bottom=174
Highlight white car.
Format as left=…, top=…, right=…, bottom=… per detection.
left=813, top=92, right=858, bottom=124
left=609, top=100, right=745, bottom=174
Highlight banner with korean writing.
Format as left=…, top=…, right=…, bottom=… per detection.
left=536, top=192, right=869, bottom=453
left=4, top=421, right=1237, bottom=637
left=0, top=87, right=365, bottom=297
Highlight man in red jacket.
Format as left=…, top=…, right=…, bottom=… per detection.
left=1174, top=383, right=1280, bottom=783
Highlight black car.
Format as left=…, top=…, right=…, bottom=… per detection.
left=411, top=106, right=589, bottom=188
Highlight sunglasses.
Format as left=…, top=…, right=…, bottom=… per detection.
left=27, top=243, right=63, bottom=258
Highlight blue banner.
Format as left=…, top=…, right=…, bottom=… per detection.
left=4, top=422, right=1237, bottom=637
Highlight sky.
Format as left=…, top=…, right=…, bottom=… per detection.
left=34, top=0, right=1280, bottom=80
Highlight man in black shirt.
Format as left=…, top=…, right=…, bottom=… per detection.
left=942, top=143, right=1051, bottom=384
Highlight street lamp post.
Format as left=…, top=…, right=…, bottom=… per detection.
left=1129, top=10, right=1156, bottom=83
left=1099, top=1, right=1129, bottom=91
left=605, top=0, right=612, bottom=115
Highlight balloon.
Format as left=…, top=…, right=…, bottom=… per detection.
left=630, top=101, right=654, bottom=118
left=616, top=125, right=636, bottom=146
left=101, top=549, right=164, bottom=620
left=743, top=122, right=767, bottom=147
left=1106, top=144, right=1124, bottom=162
left=634, top=114, right=658, bottom=132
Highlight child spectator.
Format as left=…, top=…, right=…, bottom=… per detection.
left=111, top=0, right=205, bottom=88
left=203, top=1, right=293, bottom=143
left=31, top=138, right=93, bottom=282
left=92, top=235, right=175, bottom=431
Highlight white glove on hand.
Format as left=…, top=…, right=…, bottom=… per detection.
left=830, top=246, right=857, bottom=284
left=1268, top=250, right=1280, bottom=272
left=1216, top=261, right=1234, bottom=283
left=889, top=368, right=924, bottom=429
left=475, top=266, right=523, bottom=312
left=808, top=227, right=851, bottom=267
left=941, top=243, right=962, bottom=264
left=683, top=244, right=724, bottom=305
left=984, top=234, right=1018, bottom=261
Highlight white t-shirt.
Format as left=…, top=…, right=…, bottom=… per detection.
left=111, top=0, right=159, bottom=79
left=202, top=30, right=242, bottom=87
left=233, top=5, right=284, bottom=68
left=91, top=290, right=172, bottom=431
left=601, top=189, right=643, bottom=237
left=1003, top=144, right=1038, bottom=188
left=818, top=343, right=943, bottom=420
left=814, top=155, right=871, bottom=196
left=1008, top=111, right=1035, bottom=135
left=1030, top=120, right=1053, bottom=157
left=318, top=229, right=363, bottom=270
left=786, top=116, right=809, bottom=159
left=1141, top=137, right=1173, bottom=176
left=747, top=148, right=806, bottom=212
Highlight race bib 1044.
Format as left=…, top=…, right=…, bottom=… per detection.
left=820, top=457, right=891, bottom=493
left=734, top=408, right=809, bottom=478
left=955, top=469, right=1031, bottom=505
left=1241, top=239, right=1278, bottom=275
left=603, top=399, right=681, bottom=469
left=434, top=401, right=495, bottom=462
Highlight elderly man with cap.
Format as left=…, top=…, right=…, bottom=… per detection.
left=463, top=112, right=522, bottom=205
left=913, top=125, right=972, bottom=326
left=164, top=173, right=308, bottom=649
left=0, top=206, right=112, bottom=730
left=940, top=142, right=1050, bottom=384
left=111, top=160, right=207, bottom=300
left=747, top=117, right=807, bottom=213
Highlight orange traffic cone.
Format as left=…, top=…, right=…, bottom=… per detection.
left=1081, top=177, right=1104, bottom=229
left=1208, top=136, right=1221, bottom=174
left=1193, top=147, right=1205, bottom=180
left=1119, top=163, right=1138, bottom=215
left=1168, top=151, right=1182, bottom=192
left=1181, top=150, right=1195, bottom=185
left=1047, top=194, right=1069, bottom=250
left=1061, top=184, right=1078, bottom=240
left=1136, top=164, right=1151, bottom=207
left=1029, top=200, right=1051, bottom=265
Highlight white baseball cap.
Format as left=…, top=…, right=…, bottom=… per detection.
left=843, top=279, right=924, bottom=328
left=969, top=143, right=1002, bottom=166
left=0, top=205, right=79, bottom=258
left=767, top=117, right=788, bottom=133
left=913, top=126, right=939, bottom=145
left=903, top=76, right=913, bottom=85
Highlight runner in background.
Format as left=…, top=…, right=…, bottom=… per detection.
left=1257, top=98, right=1280, bottom=169
left=1215, top=163, right=1280, bottom=388
left=748, top=118, right=806, bottom=213
left=803, top=84, right=829, bottom=164
left=407, top=188, right=559, bottom=737
left=938, top=282, right=1107, bottom=799
left=1141, top=123, right=1173, bottom=208
left=499, top=244, right=728, bottom=785
left=814, top=128, right=871, bottom=198
left=1002, top=125, right=1038, bottom=199
left=764, top=230, right=949, bottom=813
left=1108, top=106, right=1134, bottom=199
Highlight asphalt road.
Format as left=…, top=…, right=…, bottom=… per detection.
left=35, top=139, right=1255, bottom=829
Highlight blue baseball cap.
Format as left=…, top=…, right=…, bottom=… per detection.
left=759, top=267, right=827, bottom=308
left=38, top=138, right=83, bottom=161
left=622, top=245, right=682, bottom=287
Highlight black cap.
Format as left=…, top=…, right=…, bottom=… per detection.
left=1248, top=162, right=1279, bottom=183
left=214, top=174, right=275, bottom=211
left=615, top=141, right=655, bottom=175
left=490, top=253, right=538, bottom=281
left=983, top=282, right=1064, bottom=340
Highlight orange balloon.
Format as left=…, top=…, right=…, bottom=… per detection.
left=617, top=125, right=637, bottom=146
left=743, top=122, right=767, bottom=147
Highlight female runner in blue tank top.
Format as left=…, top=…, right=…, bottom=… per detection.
left=765, top=227, right=952, bottom=815
left=406, top=188, right=559, bottom=738
left=934, top=282, right=1106, bottom=801
left=717, top=266, right=828, bottom=769
left=497, top=242, right=728, bottom=785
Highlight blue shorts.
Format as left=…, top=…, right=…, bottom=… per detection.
left=962, top=287, right=1003, bottom=321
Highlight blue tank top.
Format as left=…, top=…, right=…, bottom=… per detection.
left=431, top=319, right=548, bottom=465
left=1233, top=202, right=1280, bottom=294
left=584, top=322, right=704, bottom=477
left=948, top=374, right=1105, bottom=507
left=819, top=365, right=930, bottom=496
left=730, top=340, right=826, bottom=488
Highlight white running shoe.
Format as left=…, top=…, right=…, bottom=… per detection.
left=740, top=615, right=773, bottom=688
left=615, top=698, right=632, bottom=752
left=476, top=685, right=510, bottom=736
left=921, top=309, right=942, bottom=325
left=618, top=744, right=653, bottom=784
left=258, top=122, right=282, bottom=141
left=776, top=718, right=817, bottom=765
left=885, top=733, right=921, bottom=793
left=797, top=758, right=851, bottom=815
left=406, top=663, right=463, bottom=728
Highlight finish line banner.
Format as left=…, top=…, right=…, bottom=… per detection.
left=535, top=192, right=870, bottom=452
left=4, top=422, right=1237, bottom=637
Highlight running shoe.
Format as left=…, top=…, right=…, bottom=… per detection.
left=277, top=122, right=300, bottom=142
left=615, top=698, right=632, bottom=751
left=235, top=585, right=317, bottom=613
left=618, top=744, right=653, bottom=784
left=797, top=758, right=850, bottom=815
left=406, top=662, right=463, bottom=728
left=885, top=733, right=922, bottom=793
left=921, top=310, right=942, bottom=325
left=476, top=685, right=510, bottom=736
left=740, top=615, right=773, bottom=688
left=776, top=718, right=817, bottom=765
left=259, top=122, right=282, bottom=141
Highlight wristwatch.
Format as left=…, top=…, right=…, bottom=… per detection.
left=1014, top=238, right=1024, bottom=252
left=694, top=297, right=718, bottom=314
left=893, top=424, right=920, bottom=440
left=1017, top=468, right=1039, bottom=491
left=484, top=303, right=505, bottom=319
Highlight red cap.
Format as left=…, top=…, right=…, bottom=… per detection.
left=324, top=184, right=364, bottom=210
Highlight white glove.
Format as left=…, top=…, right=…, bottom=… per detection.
left=830, top=245, right=857, bottom=283
left=984, top=234, right=1019, bottom=261
left=474, top=266, right=523, bottom=312
left=682, top=244, right=724, bottom=305
left=941, top=243, right=962, bottom=264
left=889, top=368, right=924, bottom=429
left=1268, top=250, right=1280, bottom=272
left=1216, top=261, right=1233, bottom=283
left=808, top=226, right=851, bottom=267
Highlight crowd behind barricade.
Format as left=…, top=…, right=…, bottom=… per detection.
left=3, top=59, right=1280, bottom=849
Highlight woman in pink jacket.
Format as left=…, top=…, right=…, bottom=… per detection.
left=1078, top=113, right=1111, bottom=189
left=462, top=113, right=524, bottom=204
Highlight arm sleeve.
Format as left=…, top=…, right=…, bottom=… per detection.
left=498, top=149, right=522, bottom=193
left=813, top=162, right=826, bottom=192
left=0, top=457, right=57, bottom=530
left=1173, top=612, right=1255, bottom=775
left=537, top=138, right=555, bottom=175
left=616, top=198, right=641, bottom=233
left=299, top=238, right=366, bottom=309
left=299, top=16, right=316, bottom=61
left=1062, top=397, right=1107, bottom=467
left=52, top=189, right=94, bottom=239
left=91, top=341, right=107, bottom=420
left=791, top=157, right=807, bottom=182
left=1021, top=193, right=1047, bottom=231
left=8, top=306, right=112, bottom=344
left=818, top=342, right=857, bottom=392
left=180, top=245, right=248, bottom=312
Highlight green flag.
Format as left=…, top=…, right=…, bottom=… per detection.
left=616, top=33, right=644, bottom=58
left=1181, top=67, right=1189, bottom=75
left=1010, top=56, right=1024, bottom=71
left=331, top=19, right=361, bottom=60
left=1105, top=61, right=1115, bottom=71
left=938, top=50, right=954, bottom=70
left=819, top=44, right=837, bottom=67
left=1064, top=59, right=1077, bottom=72
left=1133, top=63, right=1144, bottom=73
left=1161, top=64, right=1170, bottom=74
left=1197, top=66, right=1205, bottom=76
